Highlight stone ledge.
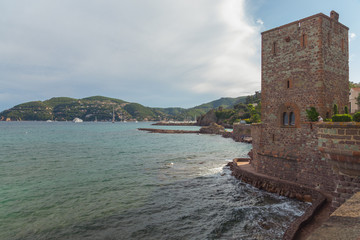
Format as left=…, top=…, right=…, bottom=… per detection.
left=317, top=122, right=360, bottom=128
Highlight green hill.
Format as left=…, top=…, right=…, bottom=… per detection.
left=192, top=96, right=247, bottom=110
left=164, top=96, right=248, bottom=120
left=0, top=95, right=256, bottom=122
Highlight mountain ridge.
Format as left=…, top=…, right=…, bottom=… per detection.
left=0, top=95, right=250, bottom=121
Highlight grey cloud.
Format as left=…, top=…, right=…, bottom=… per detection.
left=0, top=0, right=261, bottom=110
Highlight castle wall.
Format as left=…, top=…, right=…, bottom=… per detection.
left=317, top=122, right=360, bottom=209
left=252, top=122, right=360, bottom=210
left=251, top=11, right=352, bottom=211
left=321, top=17, right=349, bottom=116
left=262, top=15, right=323, bottom=124
left=261, top=14, right=348, bottom=123
left=251, top=123, right=336, bottom=192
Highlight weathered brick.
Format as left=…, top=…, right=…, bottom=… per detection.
left=338, top=129, right=345, bottom=135
left=346, top=129, right=358, bottom=135
left=251, top=11, right=356, bottom=213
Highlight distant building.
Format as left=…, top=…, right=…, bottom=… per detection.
left=349, top=88, right=360, bottom=113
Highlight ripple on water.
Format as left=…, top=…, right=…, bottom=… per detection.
left=0, top=122, right=308, bottom=240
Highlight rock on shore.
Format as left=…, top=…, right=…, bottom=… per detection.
left=199, top=123, right=225, bottom=134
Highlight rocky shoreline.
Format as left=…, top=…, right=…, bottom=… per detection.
left=139, top=123, right=253, bottom=144
left=152, top=122, right=196, bottom=126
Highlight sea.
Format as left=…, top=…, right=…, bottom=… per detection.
left=0, top=122, right=309, bottom=240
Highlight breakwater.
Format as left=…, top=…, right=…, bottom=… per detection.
left=138, top=128, right=199, bottom=134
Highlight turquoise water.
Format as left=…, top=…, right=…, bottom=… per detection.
left=0, top=122, right=308, bottom=240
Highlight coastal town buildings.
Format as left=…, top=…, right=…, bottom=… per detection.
left=349, top=87, right=360, bottom=113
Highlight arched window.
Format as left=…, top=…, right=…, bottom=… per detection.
left=283, top=112, right=289, bottom=125
left=290, top=112, right=295, bottom=126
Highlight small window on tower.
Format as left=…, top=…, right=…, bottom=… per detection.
left=273, top=41, right=277, bottom=55
left=283, top=112, right=289, bottom=125
left=286, top=79, right=293, bottom=89
left=301, top=34, right=307, bottom=48
left=290, top=112, right=295, bottom=126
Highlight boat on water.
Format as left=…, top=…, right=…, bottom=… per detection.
left=73, top=118, right=83, bottom=123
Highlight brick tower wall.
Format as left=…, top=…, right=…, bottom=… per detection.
left=262, top=15, right=325, bottom=124
left=321, top=17, right=349, bottom=116
left=251, top=12, right=349, bottom=196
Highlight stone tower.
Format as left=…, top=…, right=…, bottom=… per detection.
left=261, top=10, right=349, bottom=125
left=251, top=11, right=349, bottom=192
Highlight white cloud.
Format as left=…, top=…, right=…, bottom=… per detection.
left=350, top=32, right=357, bottom=42
left=0, top=0, right=261, bottom=110
left=188, top=0, right=261, bottom=96
left=256, top=19, right=264, bottom=25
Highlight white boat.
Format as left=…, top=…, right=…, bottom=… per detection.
left=73, top=118, right=83, bottom=123
left=46, top=120, right=53, bottom=122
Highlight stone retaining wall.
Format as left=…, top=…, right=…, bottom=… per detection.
left=317, top=122, right=360, bottom=209
left=251, top=122, right=360, bottom=211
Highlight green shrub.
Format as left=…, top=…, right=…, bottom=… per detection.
left=344, top=106, right=349, bottom=114
left=333, top=104, right=338, bottom=115
left=324, top=118, right=332, bottom=122
left=306, top=107, right=319, bottom=122
left=332, top=114, right=352, bottom=122
left=241, top=112, right=251, bottom=119
left=353, top=112, right=360, bottom=122
left=250, top=113, right=261, bottom=123
left=215, top=109, right=234, bottom=120
left=243, top=118, right=251, bottom=124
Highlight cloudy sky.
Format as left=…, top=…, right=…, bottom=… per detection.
left=1, top=0, right=359, bottom=111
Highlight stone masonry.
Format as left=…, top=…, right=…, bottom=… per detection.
left=317, top=122, right=360, bottom=209
left=250, top=11, right=359, bottom=211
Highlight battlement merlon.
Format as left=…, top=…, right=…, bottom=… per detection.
left=261, top=11, right=348, bottom=35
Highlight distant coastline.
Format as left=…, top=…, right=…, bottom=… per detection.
left=0, top=95, right=248, bottom=122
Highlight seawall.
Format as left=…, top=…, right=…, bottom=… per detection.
left=317, top=122, right=360, bottom=209
left=251, top=122, right=360, bottom=211
left=138, top=128, right=199, bottom=134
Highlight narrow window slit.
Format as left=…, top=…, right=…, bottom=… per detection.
left=283, top=112, right=289, bottom=126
